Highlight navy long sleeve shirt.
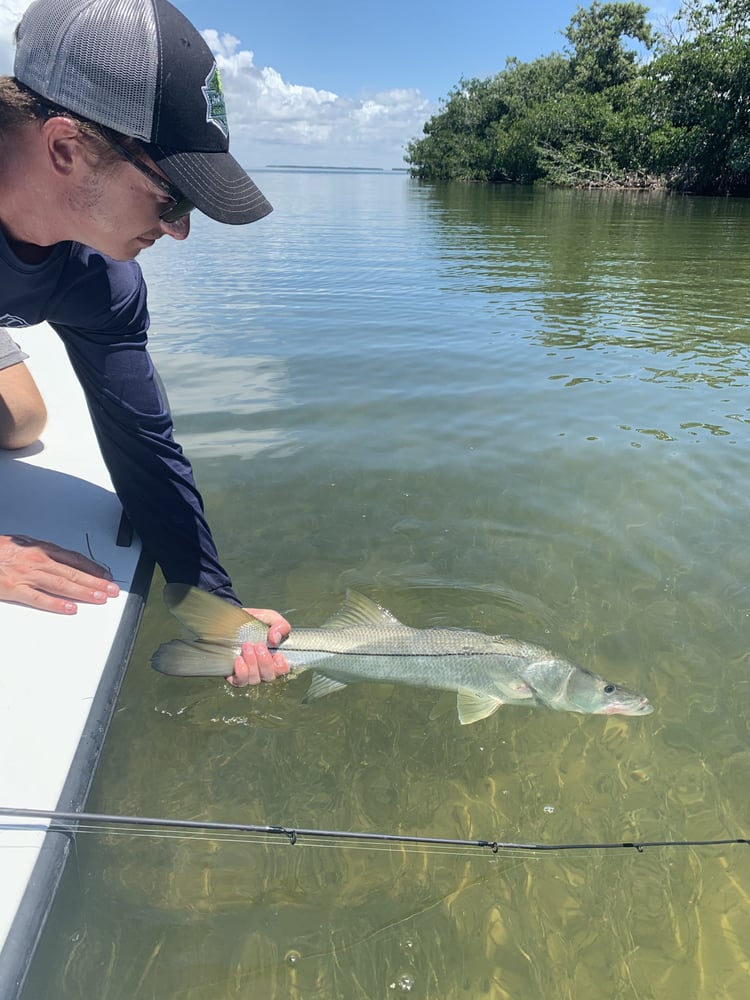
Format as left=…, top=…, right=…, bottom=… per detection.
left=0, top=230, right=239, bottom=604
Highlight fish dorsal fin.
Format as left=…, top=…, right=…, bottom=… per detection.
left=456, top=690, right=504, bottom=726
left=320, top=590, right=405, bottom=630
left=163, top=584, right=263, bottom=645
left=303, top=673, right=349, bottom=702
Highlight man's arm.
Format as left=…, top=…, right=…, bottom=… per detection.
left=48, top=253, right=290, bottom=681
left=63, top=330, right=240, bottom=598
left=0, top=357, right=47, bottom=450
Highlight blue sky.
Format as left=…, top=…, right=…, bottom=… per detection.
left=182, top=1, right=582, bottom=101
left=0, top=0, right=678, bottom=169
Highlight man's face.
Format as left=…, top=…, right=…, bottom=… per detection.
left=69, top=148, right=191, bottom=261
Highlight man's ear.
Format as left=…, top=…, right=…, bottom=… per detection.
left=41, top=116, right=86, bottom=176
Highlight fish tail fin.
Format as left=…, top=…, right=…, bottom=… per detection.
left=163, top=583, right=266, bottom=643
left=151, top=638, right=235, bottom=677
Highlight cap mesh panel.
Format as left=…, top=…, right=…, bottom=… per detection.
left=15, top=0, right=158, bottom=140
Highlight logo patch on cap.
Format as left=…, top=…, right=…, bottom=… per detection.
left=202, top=63, right=229, bottom=137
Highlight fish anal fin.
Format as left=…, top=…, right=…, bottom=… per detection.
left=457, top=690, right=504, bottom=725
left=303, top=673, right=349, bottom=703
left=320, top=590, right=405, bottom=630
left=429, top=691, right=456, bottom=721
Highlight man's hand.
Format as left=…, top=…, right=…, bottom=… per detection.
left=228, top=607, right=291, bottom=686
left=0, top=533, right=120, bottom=614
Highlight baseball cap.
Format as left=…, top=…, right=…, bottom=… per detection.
left=13, top=0, right=272, bottom=225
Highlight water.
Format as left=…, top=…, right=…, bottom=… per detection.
left=24, top=174, right=750, bottom=998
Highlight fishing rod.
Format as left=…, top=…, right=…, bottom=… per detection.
left=0, top=806, right=747, bottom=855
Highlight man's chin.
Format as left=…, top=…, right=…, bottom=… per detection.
left=94, top=235, right=159, bottom=262
left=104, top=244, right=147, bottom=262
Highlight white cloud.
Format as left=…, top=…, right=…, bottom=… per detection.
left=0, top=8, right=433, bottom=168
left=203, top=30, right=433, bottom=169
left=0, top=1, right=25, bottom=74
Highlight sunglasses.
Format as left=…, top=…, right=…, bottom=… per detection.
left=108, top=139, right=195, bottom=223
left=36, top=99, right=195, bottom=223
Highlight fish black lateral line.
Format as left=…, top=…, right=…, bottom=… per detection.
left=152, top=585, right=654, bottom=723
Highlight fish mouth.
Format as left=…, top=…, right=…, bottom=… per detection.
left=602, top=696, right=653, bottom=716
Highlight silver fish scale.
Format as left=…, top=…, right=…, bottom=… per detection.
left=255, top=625, right=543, bottom=700
left=155, top=585, right=653, bottom=717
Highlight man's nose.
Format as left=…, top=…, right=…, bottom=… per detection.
left=160, top=214, right=191, bottom=240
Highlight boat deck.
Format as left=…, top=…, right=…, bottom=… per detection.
left=0, top=322, right=152, bottom=998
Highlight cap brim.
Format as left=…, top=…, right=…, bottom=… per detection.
left=147, top=146, right=272, bottom=225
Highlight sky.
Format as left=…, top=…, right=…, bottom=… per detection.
left=0, top=0, right=679, bottom=170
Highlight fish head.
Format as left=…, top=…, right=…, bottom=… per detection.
left=523, top=654, right=654, bottom=716
left=559, top=662, right=653, bottom=716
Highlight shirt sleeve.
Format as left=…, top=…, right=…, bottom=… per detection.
left=0, top=327, right=29, bottom=370
left=49, top=248, right=241, bottom=605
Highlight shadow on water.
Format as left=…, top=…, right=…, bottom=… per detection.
left=22, top=176, right=750, bottom=999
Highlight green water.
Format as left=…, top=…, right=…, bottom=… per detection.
left=24, top=175, right=750, bottom=998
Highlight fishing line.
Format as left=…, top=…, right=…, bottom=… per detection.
left=49, top=824, right=531, bottom=865
left=1, top=806, right=747, bottom=856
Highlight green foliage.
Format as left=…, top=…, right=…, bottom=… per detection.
left=647, top=0, right=750, bottom=192
left=405, top=0, right=750, bottom=195
left=564, top=1, right=653, bottom=92
left=406, top=57, right=571, bottom=183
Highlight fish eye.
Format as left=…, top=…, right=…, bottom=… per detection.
left=603, top=683, right=616, bottom=695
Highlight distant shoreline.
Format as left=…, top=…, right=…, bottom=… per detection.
left=265, top=164, right=410, bottom=172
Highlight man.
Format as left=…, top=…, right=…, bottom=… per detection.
left=0, top=0, right=290, bottom=685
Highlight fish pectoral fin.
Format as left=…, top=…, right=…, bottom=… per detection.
left=151, top=639, right=235, bottom=677
left=320, top=590, right=405, bottom=630
left=456, top=690, right=504, bottom=725
left=303, top=673, right=349, bottom=703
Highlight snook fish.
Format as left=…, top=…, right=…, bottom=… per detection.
left=152, top=585, right=654, bottom=724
